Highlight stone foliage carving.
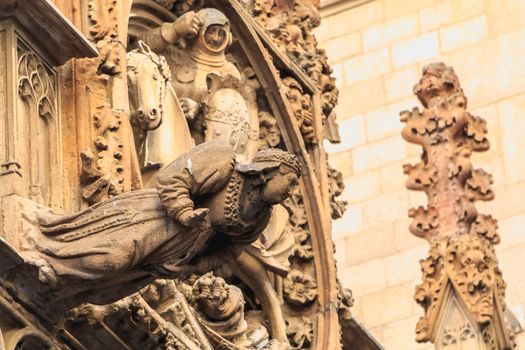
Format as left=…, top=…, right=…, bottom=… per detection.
left=328, top=167, right=347, bottom=220
left=285, top=316, right=314, bottom=348
left=79, top=0, right=141, bottom=205
left=401, top=63, right=514, bottom=349
left=282, top=77, right=316, bottom=144
left=283, top=270, right=317, bottom=306
left=248, top=0, right=340, bottom=143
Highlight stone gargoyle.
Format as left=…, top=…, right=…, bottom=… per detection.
left=0, top=140, right=301, bottom=317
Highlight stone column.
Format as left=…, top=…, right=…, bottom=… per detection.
left=401, top=63, right=515, bottom=349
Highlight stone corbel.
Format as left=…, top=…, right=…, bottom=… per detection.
left=0, top=0, right=96, bottom=66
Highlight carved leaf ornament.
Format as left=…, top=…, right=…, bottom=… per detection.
left=401, top=63, right=514, bottom=349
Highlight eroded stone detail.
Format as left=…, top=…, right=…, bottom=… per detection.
left=401, top=62, right=514, bottom=349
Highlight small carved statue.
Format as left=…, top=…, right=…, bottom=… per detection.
left=12, top=140, right=300, bottom=314
left=190, top=273, right=291, bottom=349
left=142, top=8, right=259, bottom=162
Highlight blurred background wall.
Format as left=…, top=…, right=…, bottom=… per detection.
left=314, top=0, right=525, bottom=348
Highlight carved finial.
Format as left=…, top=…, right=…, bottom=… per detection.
left=401, top=62, right=515, bottom=349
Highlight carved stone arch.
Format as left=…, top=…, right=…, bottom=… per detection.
left=125, top=1, right=339, bottom=347
left=128, top=0, right=176, bottom=47
left=0, top=328, right=5, bottom=350
left=435, top=284, right=488, bottom=350
left=16, top=40, right=61, bottom=209
left=3, top=327, right=52, bottom=350
left=208, top=1, right=339, bottom=348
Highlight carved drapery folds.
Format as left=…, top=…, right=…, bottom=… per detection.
left=401, top=62, right=514, bottom=349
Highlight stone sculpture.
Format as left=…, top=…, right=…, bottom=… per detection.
left=401, top=62, right=515, bottom=349
left=142, top=8, right=259, bottom=161
left=5, top=140, right=300, bottom=315
left=127, top=41, right=194, bottom=186
left=0, top=0, right=352, bottom=348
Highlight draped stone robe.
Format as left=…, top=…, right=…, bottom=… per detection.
left=22, top=141, right=272, bottom=310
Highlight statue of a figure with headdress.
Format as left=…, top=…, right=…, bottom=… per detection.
left=4, top=141, right=300, bottom=318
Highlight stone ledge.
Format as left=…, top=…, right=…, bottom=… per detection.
left=0, top=0, right=97, bottom=66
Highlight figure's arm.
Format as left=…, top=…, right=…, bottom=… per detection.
left=157, top=141, right=236, bottom=226
left=141, top=11, right=201, bottom=50
left=157, top=165, right=201, bottom=226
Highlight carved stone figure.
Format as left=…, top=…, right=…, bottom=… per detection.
left=127, top=41, right=193, bottom=186
left=141, top=8, right=259, bottom=161
left=282, top=77, right=316, bottom=144
left=401, top=63, right=515, bottom=349
left=5, top=140, right=300, bottom=315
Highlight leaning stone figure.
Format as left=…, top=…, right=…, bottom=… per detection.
left=7, top=140, right=300, bottom=315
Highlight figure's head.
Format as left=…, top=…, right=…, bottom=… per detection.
left=195, top=8, right=232, bottom=53
left=260, top=164, right=299, bottom=204
left=238, top=148, right=301, bottom=204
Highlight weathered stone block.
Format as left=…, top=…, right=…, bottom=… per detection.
left=332, top=203, right=363, bottom=240
left=497, top=246, right=525, bottom=308
left=340, top=258, right=386, bottom=296
left=363, top=13, right=419, bottom=51
left=384, top=66, right=420, bottom=103
left=440, top=15, right=488, bottom=53
left=442, top=28, right=525, bottom=107
left=382, top=315, right=433, bottom=350
left=328, top=149, right=353, bottom=178
left=380, top=156, right=419, bottom=194
left=361, top=282, right=415, bottom=328
left=419, top=1, right=452, bottom=32
left=343, top=48, right=391, bottom=85
left=498, top=94, right=525, bottom=184
left=364, top=97, right=419, bottom=142
left=497, top=214, right=525, bottom=251
left=345, top=223, right=396, bottom=266
left=327, top=0, right=384, bottom=37
left=486, top=0, right=525, bottom=38
left=324, top=114, right=366, bottom=152
left=393, top=218, right=426, bottom=252
left=323, top=32, right=362, bottom=63
left=338, top=77, right=386, bottom=116
left=353, top=136, right=408, bottom=173
left=384, top=245, right=428, bottom=287
left=392, top=32, right=440, bottom=69
left=341, top=169, right=382, bottom=204
left=361, top=190, right=409, bottom=231
left=383, top=0, right=440, bottom=19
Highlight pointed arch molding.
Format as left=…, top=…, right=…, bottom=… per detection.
left=212, top=1, right=340, bottom=348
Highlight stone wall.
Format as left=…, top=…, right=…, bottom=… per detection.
left=315, top=0, right=525, bottom=348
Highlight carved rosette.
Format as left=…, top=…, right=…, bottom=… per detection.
left=401, top=63, right=514, bottom=349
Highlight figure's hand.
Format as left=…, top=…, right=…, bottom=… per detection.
left=173, top=11, right=201, bottom=39
left=178, top=208, right=209, bottom=227
left=180, top=97, right=199, bottom=121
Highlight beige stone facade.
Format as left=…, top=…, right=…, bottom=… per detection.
left=316, top=0, right=525, bottom=348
